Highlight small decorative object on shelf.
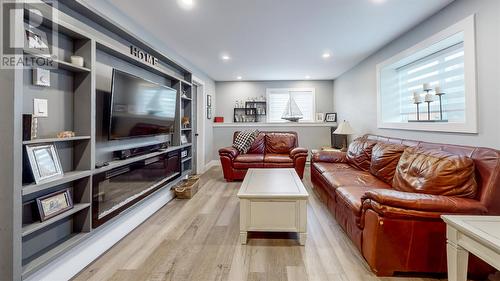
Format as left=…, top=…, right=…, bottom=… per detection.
left=214, top=116, right=224, bottom=123
left=22, top=114, right=34, bottom=141
left=181, top=150, right=188, bottom=158
left=181, top=134, right=188, bottom=144
left=36, top=188, right=73, bottom=221
left=181, top=116, right=190, bottom=128
left=315, top=113, right=325, bottom=122
left=281, top=96, right=303, bottom=122
left=324, top=113, right=337, bottom=122
left=25, top=143, right=63, bottom=183
left=70, top=55, right=84, bottom=67
left=409, top=83, right=448, bottom=123
left=56, top=131, right=75, bottom=138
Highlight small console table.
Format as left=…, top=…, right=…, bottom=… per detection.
left=441, top=215, right=500, bottom=281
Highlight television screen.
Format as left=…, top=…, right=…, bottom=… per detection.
left=109, top=69, right=177, bottom=140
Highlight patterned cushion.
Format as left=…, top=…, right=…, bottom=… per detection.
left=232, top=130, right=259, bottom=154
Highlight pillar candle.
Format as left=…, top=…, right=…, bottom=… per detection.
left=423, top=83, right=430, bottom=91
left=425, top=93, right=433, bottom=102
left=435, top=86, right=441, bottom=94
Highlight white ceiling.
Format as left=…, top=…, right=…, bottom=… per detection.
left=96, top=0, right=454, bottom=81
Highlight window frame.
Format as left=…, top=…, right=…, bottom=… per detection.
left=265, top=88, right=316, bottom=123
left=376, top=14, right=477, bottom=133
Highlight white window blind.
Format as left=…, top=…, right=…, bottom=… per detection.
left=266, top=88, right=315, bottom=122
left=397, top=42, right=465, bottom=122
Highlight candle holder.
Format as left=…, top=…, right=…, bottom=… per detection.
left=436, top=92, right=445, bottom=121
left=414, top=101, right=422, bottom=121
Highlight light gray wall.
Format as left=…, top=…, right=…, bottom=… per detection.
left=215, top=80, right=334, bottom=122
left=333, top=0, right=500, bottom=149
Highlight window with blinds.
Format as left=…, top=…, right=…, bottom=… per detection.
left=266, top=88, right=315, bottom=122
left=397, top=42, right=465, bottom=122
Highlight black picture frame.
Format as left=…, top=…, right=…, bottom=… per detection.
left=325, top=113, right=337, bottom=122
left=36, top=188, right=73, bottom=221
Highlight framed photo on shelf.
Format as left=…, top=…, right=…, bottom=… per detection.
left=36, top=188, right=73, bottom=221
left=325, top=113, right=337, bottom=122
left=25, top=25, right=49, bottom=53
left=25, top=143, right=63, bottom=183
left=181, top=134, right=188, bottom=144
left=315, top=113, right=325, bottom=122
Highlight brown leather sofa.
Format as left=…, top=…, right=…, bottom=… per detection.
left=219, top=131, right=308, bottom=181
left=311, top=134, right=500, bottom=277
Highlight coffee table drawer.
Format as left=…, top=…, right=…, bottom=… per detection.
left=240, top=199, right=307, bottom=232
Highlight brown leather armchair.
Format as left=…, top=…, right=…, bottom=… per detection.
left=310, top=134, right=500, bottom=277
left=219, top=131, right=308, bottom=181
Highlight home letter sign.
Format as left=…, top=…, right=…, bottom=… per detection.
left=130, top=46, right=159, bottom=66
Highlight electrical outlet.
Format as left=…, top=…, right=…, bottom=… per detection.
left=33, top=98, right=48, bottom=117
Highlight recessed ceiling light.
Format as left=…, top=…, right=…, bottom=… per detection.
left=221, top=55, right=231, bottom=61
left=177, top=0, right=194, bottom=10
left=322, top=52, right=331, bottom=59
left=237, top=76, right=242, bottom=80
left=372, top=0, right=386, bottom=4
left=305, top=75, right=311, bottom=79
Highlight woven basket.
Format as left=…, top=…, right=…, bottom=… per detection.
left=174, top=175, right=200, bottom=199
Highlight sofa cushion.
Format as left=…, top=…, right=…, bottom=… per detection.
left=233, top=161, right=264, bottom=169
left=265, top=132, right=297, bottom=154
left=312, top=162, right=352, bottom=174
left=370, top=142, right=407, bottom=184
left=346, top=139, right=377, bottom=171
left=247, top=132, right=265, bottom=154
left=234, top=154, right=264, bottom=163
left=264, top=154, right=293, bottom=163
left=393, top=147, right=477, bottom=198
left=321, top=170, right=391, bottom=190
left=336, top=186, right=390, bottom=217
left=263, top=162, right=294, bottom=168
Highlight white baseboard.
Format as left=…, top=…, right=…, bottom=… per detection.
left=25, top=188, right=176, bottom=281
left=204, top=160, right=220, bottom=172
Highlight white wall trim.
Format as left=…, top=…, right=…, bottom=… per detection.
left=213, top=122, right=335, bottom=128
left=192, top=75, right=206, bottom=174
left=25, top=188, right=176, bottom=281
left=376, top=14, right=477, bottom=133
left=204, top=160, right=220, bottom=172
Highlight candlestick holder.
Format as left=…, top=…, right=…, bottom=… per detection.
left=414, top=101, right=422, bottom=121
left=436, top=92, right=445, bottom=121
left=425, top=100, right=432, bottom=120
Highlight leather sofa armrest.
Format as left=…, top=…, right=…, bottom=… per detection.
left=218, top=146, right=239, bottom=160
left=290, top=147, right=308, bottom=159
left=361, top=189, right=487, bottom=214
left=311, top=150, right=347, bottom=163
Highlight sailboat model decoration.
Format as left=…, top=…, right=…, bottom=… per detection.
left=281, top=96, right=303, bottom=122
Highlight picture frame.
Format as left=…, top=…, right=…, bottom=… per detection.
left=25, top=144, right=63, bottom=183
left=315, top=113, right=325, bottom=122
left=36, top=188, right=73, bottom=221
left=181, top=134, right=188, bottom=144
left=25, top=25, right=49, bottom=53
left=325, top=113, right=337, bottom=122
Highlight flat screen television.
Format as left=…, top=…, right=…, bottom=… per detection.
left=109, top=69, right=177, bottom=140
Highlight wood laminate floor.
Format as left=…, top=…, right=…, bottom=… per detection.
left=74, top=166, right=447, bottom=281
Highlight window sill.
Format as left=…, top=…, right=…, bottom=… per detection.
left=213, top=122, right=336, bottom=128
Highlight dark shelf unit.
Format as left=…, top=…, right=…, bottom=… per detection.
left=233, top=101, right=267, bottom=123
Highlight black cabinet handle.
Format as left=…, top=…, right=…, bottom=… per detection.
left=195, top=133, right=199, bottom=136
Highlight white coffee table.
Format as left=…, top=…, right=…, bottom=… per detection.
left=441, top=215, right=500, bottom=281
left=237, top=168, right=309, bottom=245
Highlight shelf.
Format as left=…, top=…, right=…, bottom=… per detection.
left=181, top=96, right=192, bottom=101
left=181, top=128, right=192, bottom=131
left=22, top=203, right=90, bottom=237
left=22, top=232, right=90, bottom=278
left=23, top=50, right=91, bottom=73
left=22, top=136, right=91, bottom=145
left=181, top=157, right=192, bottom=163
left=22, top=170, right=92, bottom=196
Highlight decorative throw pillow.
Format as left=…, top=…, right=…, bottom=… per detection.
left=392, top=147, right=477, bottom=198
left=233, top=130, right=259, bottom=154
